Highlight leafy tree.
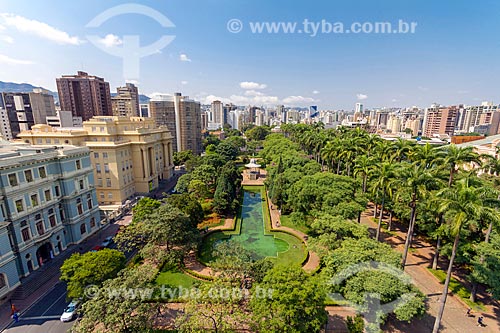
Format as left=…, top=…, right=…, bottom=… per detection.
left=73, top=264, right=157, bottom=333
left=250, top=265, right=327, bottom=333
left=226, top=135, right=246, bottom=149
left=176, top=280, right=251, bottom=332
left=346, top=315, right=364, bottom=333
left=187, top=179, right=211, bottom=200
left=245, top=126, right=270, bottom=141
left=211, top=240, right=253, bottom=284
left=60, top=249, right=126, bottom=299
left=132, top=197, right=161, bottom=222
left=175, top=173, right=192, bottom=193
left=174, top=150, right=194, bottom=166
left=166, top=193, right=205, bottom=227
left=470, top=232, right=500, bottom=300
left=215, top=141, right=240, bottom=161
left=202, top=134, right=221, bottom=148
left=213, top=162, right=241, bottom=215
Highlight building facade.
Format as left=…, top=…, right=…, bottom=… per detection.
left=422, top=104, right=459, bottom=138
left=56, top=71, right=112, bottom=121
left=0, top=90, right=56, bottom=140
left=112, top=83, right=140, bottom=117
left=0, top=142, right=101, bottom=297
left=18, top=117, right=174, bottom=209
left=149, top=93, right=202, bottom=154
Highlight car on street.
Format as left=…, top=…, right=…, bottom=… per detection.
left=90, top=245, right=104, bottom=252
left=101, top=236, right=114, bottom=248
left=60, top=300, right=79, bottom=322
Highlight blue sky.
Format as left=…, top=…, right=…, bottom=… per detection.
left=0, top=0, right=500, bottom=109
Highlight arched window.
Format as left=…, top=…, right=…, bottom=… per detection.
left=80, top=223, right=86, bottom=235
left=0, top=274, right=7, bottom=289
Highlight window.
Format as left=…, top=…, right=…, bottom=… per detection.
left=76, top=198, right=83, bottom=215
left=24, top=170, right=33, bottom=182
left=94, top=152, right=99, bottom=159
left=97, top=178, right=103, bottom=187
left=36, top=138, right=42, bottom=144
left=106, top=178, right=111, bottom=187
left=45, top=138, right=51, bottom=144
left=79, top=179, right=84, bottom=190
left=91, top=126, right=96, bottom=132
left=80, top=223, right=86, bottom=235
left=76, top=160, right=81, bottom=170
left=48, top=208, right=56, bottom=227
left=35, top=214, right=44, bottom=235
left=44, top=189, right=51, bottom=201
left=21, top=227, right=31, bottom=242
left=108, top=192, right=113, bottom=199
left=90, top=217, right=96, bottom=228
left=38, top=167, right=47, bottom=179
left=15, top=199, right=24, bottom=213
left=103, top=152, right=108, bottom=159
left=54, top=139, right=60, bottom=144
left=8, top=173, right=18, bottom=186
left=100, top=192, right=104, bottom=199
left=0, top=274, right=6, bottom=289
left=30, top=194, right=39, bottom=207
left=104, top=163, right=109, bottom=173
left=54, top=185, right=60, bottom=197
left=87, top=193, right=93, bottom=209
left=96, top=163, right=101, bottom=173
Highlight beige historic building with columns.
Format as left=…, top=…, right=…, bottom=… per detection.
left=17, top=116, right=174, bottom=209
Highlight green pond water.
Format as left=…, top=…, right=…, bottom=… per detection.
left=214, top=190, right=289, bottom=260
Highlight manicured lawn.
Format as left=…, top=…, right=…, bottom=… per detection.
left=272, top=231, right=307, bottom=266
left=155, top=268, right=201, bottom=289
left=427, top=268, right=486, bottom=311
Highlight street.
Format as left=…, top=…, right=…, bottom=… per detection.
left=4, top=282, right=74, bottom=333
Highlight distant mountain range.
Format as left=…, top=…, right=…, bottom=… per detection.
left=0, top=81, right=150, bottom=104
left=0, top=81, right=59, bottom=101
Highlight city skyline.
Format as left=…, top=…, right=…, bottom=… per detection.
left=0, top=0, right=499, bottom=109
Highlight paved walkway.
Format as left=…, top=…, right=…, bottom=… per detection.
left=0, top=214, right=133, bottom=331
left=361, top=203, right=500, bottom=333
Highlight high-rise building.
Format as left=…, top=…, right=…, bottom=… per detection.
left=0, top=142, right=101, bottom=296
left=112, top=83, right=140, bottom=117
left=46, top=110, right=83, bottom=128
left=355, top=103, right=364, bottom=114
left=18, top=117, right=174, bottom=209
left=149, top=93, right=202, bottom=154
left=422, top=104, right=459, bottom=137
left=0, top=90, right=56, bottom=140
left=140, top=103, right=150, bottom=117
left=211, top=100, right=223, bottom=129
left=56, top=71, right=112, bottom=121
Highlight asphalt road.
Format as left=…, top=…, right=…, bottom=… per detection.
left=4, top=282, right=75, bottom=333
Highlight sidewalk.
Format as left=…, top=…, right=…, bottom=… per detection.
left=0, top=214, right=133, bottom=331
left=360, top=204, right=500, bottom=332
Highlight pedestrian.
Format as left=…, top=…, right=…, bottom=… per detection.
left=478, top=315, right=484, bottom=327
left=12, top=312, right=19, bottom=323
left=466, top=307, right=472, bottom=316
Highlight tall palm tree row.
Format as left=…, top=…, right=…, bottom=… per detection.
left=282, top=123, right=500, bottom=332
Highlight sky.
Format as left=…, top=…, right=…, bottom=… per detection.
left=0, top=0, right=500, bottom=110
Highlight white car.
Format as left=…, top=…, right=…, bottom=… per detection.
left=60, top=300, right=79, bottom=322
left=101, top=236, right=114, bottom=248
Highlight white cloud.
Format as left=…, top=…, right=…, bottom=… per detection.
left=0, top=24, right=5, bottom=31
left=239, top=81, right=267, bottom=90
left=179, top=53, right=191, bottom=62
left=0, top=35, right=13, bottom=43
left=0, top=13, right=83, bottom=45
left=0, top=54, right=34, bottom=65
left=200, top=94, right=231, bottom=105
left=98, top=34, right=122, bottom=48
left=312, top=90, right=320, bottom=94
left=417, top=86, right=428, bottom=92
left=181, top=80, right=188, bottom=85
left=356, top=93, right=368, bottom=100
left=244, top=90, right=264, bottom=97
left=282, top=95, right=315, bottom=105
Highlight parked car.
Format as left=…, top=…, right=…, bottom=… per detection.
left=101, top=236, right=114, bottom=248
left=90, top=245, right=104, bottom=252
left=60, top=300, right=79, bottom=322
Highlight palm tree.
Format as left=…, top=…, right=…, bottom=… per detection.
left=392, top=138, right=414, bottom=162
left=396, top=163, right=442, bottom=268
left=432, top=176, right=487, bottom=333
left=369, top=162, right=396, bottom=241
left=354, top=155, right=373, bottom=193
left=410, top=143, right=445, bottom=169
left=442, top=145, right=480, bottom=186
